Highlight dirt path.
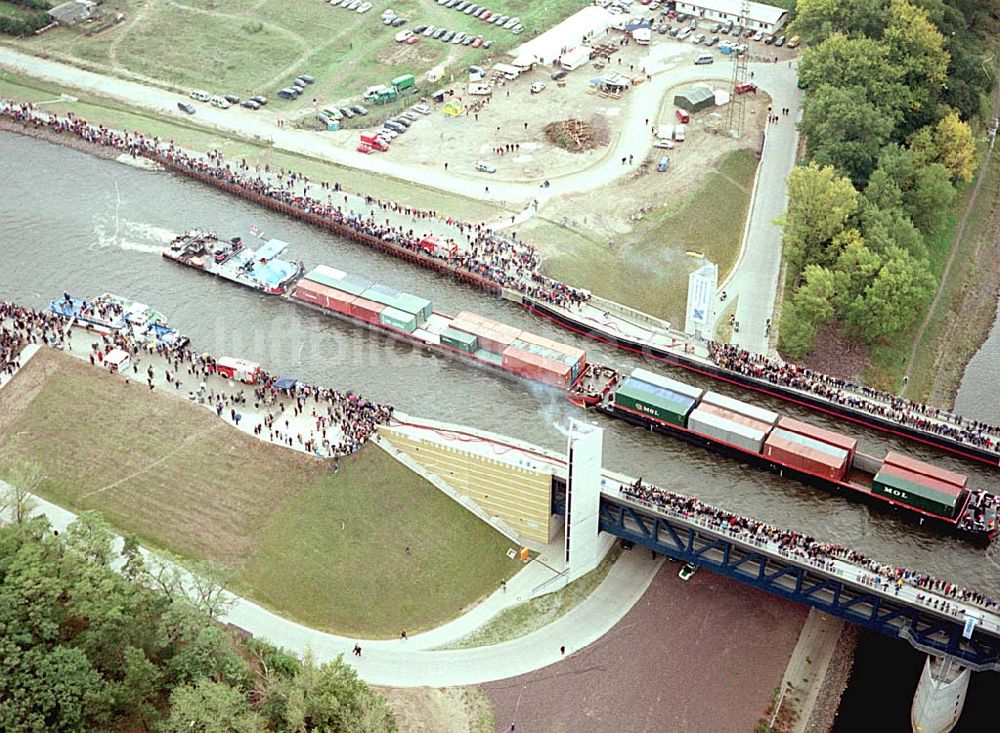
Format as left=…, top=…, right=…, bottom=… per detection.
left=902, top=58, right=1000, bottom=399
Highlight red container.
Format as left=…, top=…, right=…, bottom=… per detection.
left=450, top=311, right=521, bottom=354
left=763, top=433, right=847, bottom=481
left=324, top=288, right=357, bottom=315
left=291, top=280, right=326, bottom=307
left=501, top=346, right=572, bottom=388
left=883, top=451, right=967, bottom=489
left=777, top=416, right=857, bottom=459
left=879, top=462, right=963, bottom=497
left=350, top=296, right=385, bottom=324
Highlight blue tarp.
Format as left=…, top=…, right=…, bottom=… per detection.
left=272, top=377, right=298, bottom=390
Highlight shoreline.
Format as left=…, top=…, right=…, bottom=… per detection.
left=0, top=115, right=121, bottom=160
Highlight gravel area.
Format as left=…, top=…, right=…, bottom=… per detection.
left=483, top=559, right=808, bottom=733
left=801, top=623, right=859, bottom=733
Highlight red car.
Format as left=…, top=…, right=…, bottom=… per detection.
left=734, top=83, right=757, bottom=94
left=472, top=35, right=484, bottom=47
left=357, top=144, right=374, bottom=154
left=675, top=108, right=690, bottom=123
left=406, top=35, right=419, bottom=44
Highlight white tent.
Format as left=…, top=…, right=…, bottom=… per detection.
left=514, top=6, right=614, bottom=65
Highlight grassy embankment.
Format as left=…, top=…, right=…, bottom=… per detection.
left=863, top=137, right=1000, bottom=400
left=542, top=150, right=759, bottom=322
left=0, top=349, right=520, bottom=637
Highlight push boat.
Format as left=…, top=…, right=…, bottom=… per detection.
left=48, top=292, right=188, bottom=347
left=577, top=367, right=999, bottom=545
left=163, top=232, right=304, bottom=295
left=160, top=232, right=998, bottom=542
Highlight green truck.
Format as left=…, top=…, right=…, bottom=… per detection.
left=363, top=74, right=417, bottom=105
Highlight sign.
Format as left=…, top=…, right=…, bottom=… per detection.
left=963, top=614, right=980, bottom=639
left=685, top=261, right=718, bottom=336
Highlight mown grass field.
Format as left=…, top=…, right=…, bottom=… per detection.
left=11, top=0, right=588, bottom=113
left=0, top=349, right=519, bottom=637
left=543, top=149, right=758, bottom=322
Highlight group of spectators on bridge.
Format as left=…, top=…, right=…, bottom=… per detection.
left=707, top=343, right=1000, bottom=453
left=0, top=99, right=591, bottom=311
left=0, top=300, right=393, bottom=459
left=621, top=478, right=999, bottom=618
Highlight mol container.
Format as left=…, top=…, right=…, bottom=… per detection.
left=763, top=428, right=849, bottom=481
left=379, top=306, right=418, bottom=333
left=688, top=404, right=768, bottom=453
left=873, top=463, right=962, bottom=518
left=349, top=296, right=385, bottom=324
left=629, top=368, right=703, bottom=401
left=440, top=327, right=478, bottom=353
left=701, top=391, right=779, bottom=426
left=777, top=416, right=858, bottom=461
left=613, top=378, right=697, bottom=427
left=501, top=345, right=573, bottom=388
left=882, top=451, right=967, bottom=490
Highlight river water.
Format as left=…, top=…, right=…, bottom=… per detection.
left=955, top=298, right=1000, bottom=424
left=3, top=132, right=1000, bottom=595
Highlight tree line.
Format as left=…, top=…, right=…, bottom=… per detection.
left=0, top=0, right=52, bottom=36
left=777, top=0, right=993, bottom=359
left=0, top=476, right=397, bottom=733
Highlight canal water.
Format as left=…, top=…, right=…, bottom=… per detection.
left=955, top=298, right=1000, bottom=425
left=3, top=131, right=1000, bottom=596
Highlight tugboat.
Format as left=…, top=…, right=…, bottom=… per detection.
left=163, top=231, right=304, bottom=295
left=49, top=292, right=188, bottom=347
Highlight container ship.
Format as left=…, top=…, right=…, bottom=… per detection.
left=160, top=233, right=997, bottom=542
left=163, top=232, right=304, bottom=295
left=48, top=292, right=188, bottom=347
left=590, top=366, right=998, bottom=544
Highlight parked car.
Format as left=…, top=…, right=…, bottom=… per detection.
left=692, top=33, right=705, bottom=43
left=764, top=34, right=774, bottom=44
left=441, top=30, right=455, bottom=41
left=412, top=103, right=431, bottom=114
left=787, top=35, right=800, bottom=48
left=391, top=16, right=407, bottom=26
left=210, top=96, right=231, bottom=109
left=223, top=94, right=240, bottom=104
left=400, top=111, right=419, bottom=121
left=658, top=24, right=670, bottom=34
left=653, top=138, right=674, bottom=149
left=471, top=35, right=484, bottom=47
left=241, top=99, right=261, bottom=109
left=413, top=24, right=428, bottom=32
left=252, top=95, right=268, bottom=105
left=177, top=101, right=196, bottom=114
left=356, top=2, right=372, bottom=12
left=551, top=69, right=568, bottom=80
left=352, top=104, right=369, bottom=115
left=483, top=39, right=494, bottom=48
left=433, top=27, right=448, bottom=38
left=676, top=27, right=692, bottom=39
left=384, top=120, right=406, bottom=133
left=679, top=562, right=697, bottom=581
left=423, top=25, right=437, bottom=36
left=189, top=89, right=211, bottom=102
left=357, top=143, right=374, bottom=154
left=752, top=30, right=764, bottom=41
left=394, top=29, right=413, bottom=42
left=734, top=82, right=757, bottom=94
left=775, top=35, right=786, bottom=47
left=277, top=88, right=299, bottom=100
left=657, top=155, right=670, bottom=172
left=706, top=35, right=718, bottom=46
left=475, top=160, right=497, bottom=173
left=530, top=81, right=546, bottom=94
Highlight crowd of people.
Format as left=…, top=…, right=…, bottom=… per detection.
left=1, top=300, right=393, bottom=459
left=621, top=478, right=999, bottom=619
left=0, top=99, right=590, bottom=311
left=708, top=342, right=1000, bottom=453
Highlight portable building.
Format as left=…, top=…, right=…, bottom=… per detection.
left=673, top=86, right=715, bottom=113
left=613, top=378, right=697, bottom=427
left=559, top=46, right=593, bottom=70
left=701, top=391, right=779, bottom=426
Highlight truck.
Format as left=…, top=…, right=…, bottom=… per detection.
left=363, top=73, right=417, bottom=105
left=360, top=132, right=389, bottom=150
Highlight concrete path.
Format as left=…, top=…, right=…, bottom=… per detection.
left=0, top=338, right=663, bottom=686
left=777, top=609, right=846, bottom=733
left=712, top=58, right=804, bottom=353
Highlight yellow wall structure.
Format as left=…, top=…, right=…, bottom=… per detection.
left=379, top=427, right=554, bottom=544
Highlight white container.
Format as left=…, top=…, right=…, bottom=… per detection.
left=688, top=407, right=766, bottom=453
left=630, top=367, right=703, bottom=400
left=701, top=391, right=779, bottom=426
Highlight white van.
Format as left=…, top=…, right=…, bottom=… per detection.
left=210, top=96, right=231, bottom=109
left=189, top=89, right=211, bottom=102
left=674, top=123, right=686, bottom=141
left=695, top=53, right=714, bottom=65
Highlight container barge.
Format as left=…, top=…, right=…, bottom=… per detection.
left=161, top=232, right=998, bottom=542
left=48, top=292, right=189, bottom=347
left=163, top=232, right=304, bottom=295
left=588, top=366, right=998, bottom=544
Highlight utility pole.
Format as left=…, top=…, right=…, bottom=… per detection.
left=726, top=0, right=752, bottom=138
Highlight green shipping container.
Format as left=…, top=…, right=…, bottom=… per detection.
left=872, top=471, right=959, bottom=518
left=613, top=380, right=694, bottom=427
left=389, top=292, right=433, bottom=322
left=441, top=327, right=478, bottom=353
left=379, top=306, right=418, bottom=333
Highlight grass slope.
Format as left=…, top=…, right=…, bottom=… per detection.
left=0, top=349, right=519, bottom=637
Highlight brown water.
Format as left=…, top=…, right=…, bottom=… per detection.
left=3, top=131, right=1000, bottom=597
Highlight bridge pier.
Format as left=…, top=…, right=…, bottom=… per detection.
left=910, top=655, right=970, bottom=733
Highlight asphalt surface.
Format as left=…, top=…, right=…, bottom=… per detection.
left=485, top=558, right=808, bottom=733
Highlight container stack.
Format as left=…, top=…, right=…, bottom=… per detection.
left=776, top=416, right=858, bottom=462
left=688, top=402, right=774, bottom=453
left=763, top=427, right=850, bottom=481
left=701, top=391, right=780, bottom=427
left=449, top=311, right=522, bottom=354
left=630, top=368, right=705, bottom=402
left=613, top=374, right=699, bottom=427
left=871, top=451, right=968, bottom=519
left=440, top=327, right=479, bottom=353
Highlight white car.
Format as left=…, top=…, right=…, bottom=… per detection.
left=411, top=103, right=431, bottom=115
left=475, top=160, right=497, bottom=173
left=653, top=138, right=675, bottom=149
left=530, top=82, right=545, bottom=94
left=356, top=2, right=371, bottom=12
left=422, top=25, right=436, bottom=36
left=679, top=562, right=697, bottom=581
left=348, top=0, right=361, bottom=9
left=394, top=29, right=413, bottom=42
left=692, top=33, right=705, bottom=43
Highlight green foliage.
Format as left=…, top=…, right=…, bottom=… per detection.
left=781, top=162, right=859, bottom=277
left=241, top=20, right=265, bottom=34
left=0, top=10, right=49, bottom=36
left=790, top=0, right=890, bottom=44
left=0, top=517, right=395, bottom=733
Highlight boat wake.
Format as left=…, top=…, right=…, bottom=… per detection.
left=90, top=215, right=172, bottom=255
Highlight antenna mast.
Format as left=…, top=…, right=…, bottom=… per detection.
left=726, top=0, right=752, bottom=137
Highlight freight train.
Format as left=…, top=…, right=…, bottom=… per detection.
left=161, top=234, right=998, bottom=542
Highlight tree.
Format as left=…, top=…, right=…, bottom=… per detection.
left=843, top=247, right=936, bottom=340
left=832, top=237, right=884, bottom=310
left=121, top=534, right=146, bottom=582
left=904, top=161, right=955, bottom=232
left=933, top=110, right=976, bottom=182
left=64, top=510, right=114, bottom=565
left=111, top=645, right=162, bottom=728
left=800, top=85, right=896, bottom=183
left=161, top=679, right=265, bottom=733
left=858, top=197, right=927, bottom=261
left=884, top=0, right=949, bottom=115
left=0, top=462, right=41, bottom=524
left=780, top=162, right=859, bottom=278
left=790, top=0, right=889, bottom=44
left=189, top=560, right=235, bottom=620
left=797, top=34, right=905, bottom=112
left=777, top=265, right=840, bottom=358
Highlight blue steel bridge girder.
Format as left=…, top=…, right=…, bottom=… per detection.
left=597, top=496, right=1000, bottom=670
